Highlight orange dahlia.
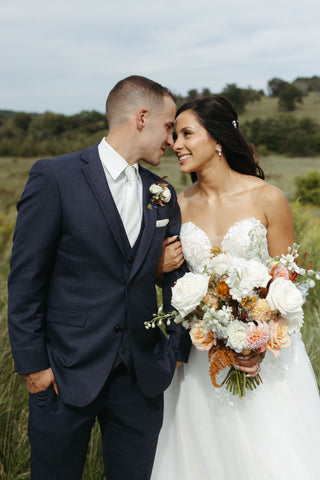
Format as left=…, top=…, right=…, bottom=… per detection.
left=251, top=298, right=272, bottom=322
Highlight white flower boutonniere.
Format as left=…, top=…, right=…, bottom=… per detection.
left=148, top=176, right=171, bottom=209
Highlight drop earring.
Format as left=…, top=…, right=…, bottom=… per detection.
left=217, top=146, right=222, bottom=157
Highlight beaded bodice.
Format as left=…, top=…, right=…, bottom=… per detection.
left=180, top=217, right=270, bottom=273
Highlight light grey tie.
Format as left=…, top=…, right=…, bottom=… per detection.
left=123, top=165, right=141, bottom=247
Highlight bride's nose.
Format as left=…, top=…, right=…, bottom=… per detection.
left=173, top=136, right=181, bottom=153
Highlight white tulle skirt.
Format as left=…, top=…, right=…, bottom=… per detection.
left=152, top=333, right=320, bottom=480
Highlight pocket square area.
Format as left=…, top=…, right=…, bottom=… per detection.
left=156, top=219, right=169, bottom=227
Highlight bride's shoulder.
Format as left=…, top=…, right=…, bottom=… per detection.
left=255, top=181, right=288, bottom=205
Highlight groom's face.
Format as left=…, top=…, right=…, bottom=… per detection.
left=141, top=95, right=176, bottom=166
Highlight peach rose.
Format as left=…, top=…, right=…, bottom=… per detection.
left=266, top=317, right=291, bottom=358
left=204, top=293, right=219, bottom=309
left=269, top=261, right=290, bottom=280
left=189, top=322, right=216, bottom=351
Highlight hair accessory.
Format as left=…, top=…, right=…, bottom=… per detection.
left=232, top=120, right=238, bottom=129
left=217, top=146, right=222, bottom=157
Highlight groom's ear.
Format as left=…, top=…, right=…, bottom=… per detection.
left=136, top=108, right=148, bottom=131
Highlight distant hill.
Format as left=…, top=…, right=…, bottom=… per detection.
left=240, top=92, right=320, bottom=124
left=1, top=88, right=320, bottom=157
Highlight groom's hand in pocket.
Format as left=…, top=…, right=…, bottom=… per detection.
left=22, top=367, right=59, bottom=395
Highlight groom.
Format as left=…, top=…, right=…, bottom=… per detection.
left=8, top=75, right=190, bottom=479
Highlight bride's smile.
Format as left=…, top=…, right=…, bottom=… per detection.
left=173, top=109, right=220, bottom=174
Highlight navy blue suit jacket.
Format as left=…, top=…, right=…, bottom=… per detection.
left=8, top=144, right=190, bottom=407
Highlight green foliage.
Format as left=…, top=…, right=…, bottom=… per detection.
left=295, top=170, right=320, bottom=206
left=221, top=83, right=263, bottom=114
left=293, top=76, right=320, bottom=94
left=242, top=115, right=320, bottom=156
left=278, top=83, right=304, bottom=111
left=267, top=77, right=287, bottom=96
left=13, top=113, right=32, bottom=131
left=221, top=84, right=248, bottom=114
left=0, top=110, right=107, bottom=157
left=1, top=75, right=320, bottom=157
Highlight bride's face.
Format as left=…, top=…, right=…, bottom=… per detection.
left=173, top=110, right=219, bottom=174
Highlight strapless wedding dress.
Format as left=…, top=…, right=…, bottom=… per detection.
left=152, top=218, right=320, bottom=480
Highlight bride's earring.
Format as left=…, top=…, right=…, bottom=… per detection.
left=216, top=146, right=222, bottom=157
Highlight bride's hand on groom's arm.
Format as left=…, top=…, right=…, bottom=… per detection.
left=156, top=236, right=185, bottom=277
left=233, top=351, right=263, bottom=378
left=22, top=367, right=59, bottom=395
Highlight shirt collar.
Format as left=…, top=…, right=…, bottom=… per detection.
left=98, top=138, right=139, bottom=180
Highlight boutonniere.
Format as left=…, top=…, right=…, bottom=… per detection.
left=148, top=176, right=172, bottom=209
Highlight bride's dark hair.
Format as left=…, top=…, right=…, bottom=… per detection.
left=176, top=95, right=265, bottom=180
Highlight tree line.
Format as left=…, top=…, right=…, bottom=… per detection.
left=1, top=76, right=320, bottom=157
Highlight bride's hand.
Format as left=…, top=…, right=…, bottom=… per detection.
left=156, top=236, right=185, bottom=276
left=233, top=351, right=263, bottom=377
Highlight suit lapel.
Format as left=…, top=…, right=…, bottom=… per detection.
left=129, top=167, right=158, bottom=280
left=80, top=145, right=131, bottom=260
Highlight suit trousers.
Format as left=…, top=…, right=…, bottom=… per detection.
left=28, top=364, right=164, bottom=480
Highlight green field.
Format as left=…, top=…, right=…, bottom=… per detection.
left=143, top=153, right=320, bottom=200
left=1, top=154, right=320, bottom=478
left=239, top=91, right=320, bottom=123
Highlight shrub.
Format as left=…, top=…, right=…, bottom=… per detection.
left=295, top=170, right=320, bottom=205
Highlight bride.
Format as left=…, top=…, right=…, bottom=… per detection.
left=152, top=96, right=320, bottom=479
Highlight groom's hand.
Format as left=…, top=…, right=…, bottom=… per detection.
left=22, top=367, right=59, bottom=395
left=156, top=236, right=184, bottom=276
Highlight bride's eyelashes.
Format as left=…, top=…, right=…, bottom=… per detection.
left=173, top=130, right=192, bottom=143
left=183, top=131, right=192, bottom=137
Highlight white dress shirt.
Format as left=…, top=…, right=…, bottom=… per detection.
left=98, top=138, right=143, bottom=238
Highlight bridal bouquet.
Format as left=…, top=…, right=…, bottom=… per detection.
left=146, top=244, right=320, bottom=398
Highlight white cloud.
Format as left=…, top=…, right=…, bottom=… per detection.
left=1, top=0, right=319, bottom=113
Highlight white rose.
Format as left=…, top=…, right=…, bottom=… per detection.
left=171, top=272, right=209, bottom=318
left=149, top=184, right=163, bottom=195
left=161, top=187, right=171, bottom=203
left=244, top=259, right=271, bottom=289
left=285, top=309, right=304, bottom=334
left=226, top=258, right=271, bottom=302
left=266, top=277, right=304, bottom=332
left=207, top=253, right=236, bottom=276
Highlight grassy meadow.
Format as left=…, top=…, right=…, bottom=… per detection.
left=239, top=91, right=320, bottom=123
left=1, top=153, right=320, bottom=478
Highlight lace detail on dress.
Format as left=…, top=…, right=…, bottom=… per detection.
left=180, top=222, right=213, bottom=273
left=180, top=218, right=270, bottom=274
left=221, top=218, right=270, bottom=264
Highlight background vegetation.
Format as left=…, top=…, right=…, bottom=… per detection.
left=1, top=75, right=320, bottom=158
left=1, top=74, right=320, bottom=478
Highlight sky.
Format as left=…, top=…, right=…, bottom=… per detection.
left=1, top=0, right=319, bottom=115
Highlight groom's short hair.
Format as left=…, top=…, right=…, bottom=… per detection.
left=106, top=75, right=175, bottom=129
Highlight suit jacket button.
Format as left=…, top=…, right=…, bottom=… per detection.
left=120, top=347, right=127, bottom=355
left=114, top=325, right=122, bottom=334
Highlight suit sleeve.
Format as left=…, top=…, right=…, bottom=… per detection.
left=162, top=186, right=192, bottom=363
left=8, top=159, right=61, bottom=374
